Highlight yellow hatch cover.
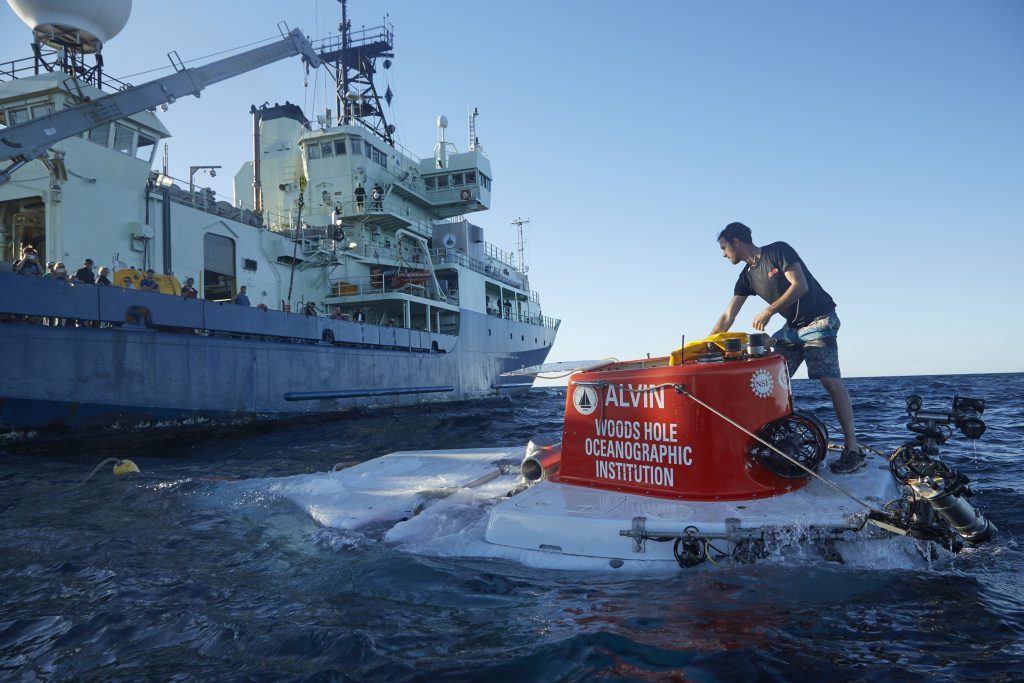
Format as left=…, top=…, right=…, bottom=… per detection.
left=669, top=332, right=750, bottom=366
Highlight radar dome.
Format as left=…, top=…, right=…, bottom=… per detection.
left=6, top=0, right=132, bottom=53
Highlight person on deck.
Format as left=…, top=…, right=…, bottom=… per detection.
left=710, top=221, right=864, bottom=474
left=139, top=269, right=160, bottom=292
left=75, top=258, right=95, bottom=284
left=51, top=262, right=69, bottom=283
left=14, top=247, right=42, bottom=276
left=354, top=183, right=366, bottom=212
left=234, top=286, right=251, bottom=306
left=181, top=277, right=198, bottom=299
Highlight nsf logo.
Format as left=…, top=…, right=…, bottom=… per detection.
left=442, top=233, right=457, bottom=248
left=750, top=369, right=774, bottom=398
left=572, top=385, right=598, bottom=415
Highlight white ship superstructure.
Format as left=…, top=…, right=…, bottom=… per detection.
left=0, top=0, right=558, bottom=430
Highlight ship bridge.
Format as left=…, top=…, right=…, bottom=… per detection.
left=296, top=126, right=492, bottom=226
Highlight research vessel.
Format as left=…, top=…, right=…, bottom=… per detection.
left=0, top=0, right=558, bottom=431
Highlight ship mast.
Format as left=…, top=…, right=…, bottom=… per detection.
left=512, top=217, right=530, bottom=274
left=318, top=0, right=396, bottom=145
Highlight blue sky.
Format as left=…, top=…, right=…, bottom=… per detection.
left=4, top=1, right=1022, bottom=377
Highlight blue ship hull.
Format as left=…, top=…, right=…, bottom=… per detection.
left=0, top=274, right=556, bottom=431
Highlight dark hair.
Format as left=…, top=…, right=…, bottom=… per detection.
left=717, top=222, right=753, bottom=244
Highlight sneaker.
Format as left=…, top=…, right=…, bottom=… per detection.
left=829, top=447, right=866, bottom=474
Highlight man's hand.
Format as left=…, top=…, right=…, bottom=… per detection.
left=752, top=307, right=774, bottom=331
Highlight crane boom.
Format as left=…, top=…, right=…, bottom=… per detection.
left=0, top=28, right=321, bottom=183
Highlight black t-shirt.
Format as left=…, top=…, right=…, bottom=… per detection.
left=76, top=266, right=95, bottom=284
left=733, top=241, right=835, bottom=328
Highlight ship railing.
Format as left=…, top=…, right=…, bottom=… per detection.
left=305, top=118, right=423, bottom=166
left=158, top=177, right=266, bottom=228
left=327, top=271, right=451, bottom=304
left=349, top=239, right=427, bottom=265
left=0, top=51, right=134, bottom=91
left=483, top=243, right=517, bottom=267
left=0, top=270, right=457, bottom=353
left=270, top=196, right=433, bottom=239
left=483, top=307, right=560, bottom=330
left=313, top=20, right=394, bottom=60
left=429, top=249, right=526, bottom=290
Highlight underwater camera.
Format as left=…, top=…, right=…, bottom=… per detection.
left=869, top=395, right=995, bottom=549
left=905, top=394, right=986, bottom=446
left=905, top=393, right=983, bottom=446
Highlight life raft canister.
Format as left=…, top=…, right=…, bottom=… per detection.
left=113, top=269, right=181, bottom=295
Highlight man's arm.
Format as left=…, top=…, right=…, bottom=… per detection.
left=751, top=262, right=809, bottom=331
left=711, top=295, right=748, bottom=334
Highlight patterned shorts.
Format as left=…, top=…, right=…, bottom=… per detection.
left=771, top=312, right=842, bottom=379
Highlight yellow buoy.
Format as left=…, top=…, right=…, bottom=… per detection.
left=113, top=459, right=140, bottom=476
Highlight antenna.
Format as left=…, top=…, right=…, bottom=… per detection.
left=434, top=115, right=449, bottom=168
left=318, top=0, right=396, bottom=144
left=469, top=107, right=479, bottom=151
left=511, top=217, right=530, bottom=273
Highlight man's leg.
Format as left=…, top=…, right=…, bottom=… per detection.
left=820, top=376, right=857, bottom=450
left=798, top=313, right=864, bottom=472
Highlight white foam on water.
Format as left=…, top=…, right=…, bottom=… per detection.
left=203, top=464, right=956, bottom=573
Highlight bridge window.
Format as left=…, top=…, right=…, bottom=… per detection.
left=425, top=177, right=435, bottom=190
left=30, top=103, right=53, bottom=119
left=364, top=141, right=372, bottom=157
left=321, top=142, right=333, bottom=157
left=465, top=171, right=476, bottom=184
left=350, top=138, right=362, bottom=155
left=452, top=173, right=464, bottom=186
left=307, top=143, right=321, bottom=159
left=437, top=175, right=449, bottom=189
left=114, top=124, right=133, bottom=155
left=367, top=146, right=388, bottom=169
left=136, top=133, right=157, bottom=162
left=334, top=139, right=347, bottom=155
left=8, top=108, right=29, bottom=125
left=88, top=123, right=110, bottom=147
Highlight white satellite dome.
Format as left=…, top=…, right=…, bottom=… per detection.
left=6, top=0, right=132, bottom=53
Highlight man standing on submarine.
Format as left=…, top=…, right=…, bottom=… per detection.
left=710, top=221, right=864, bottom=474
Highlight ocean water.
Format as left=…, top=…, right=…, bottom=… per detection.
left=1, top=373, right=1022, bottom=681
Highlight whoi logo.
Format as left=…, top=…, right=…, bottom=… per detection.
left=572, top=385, right=598, bottom=415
